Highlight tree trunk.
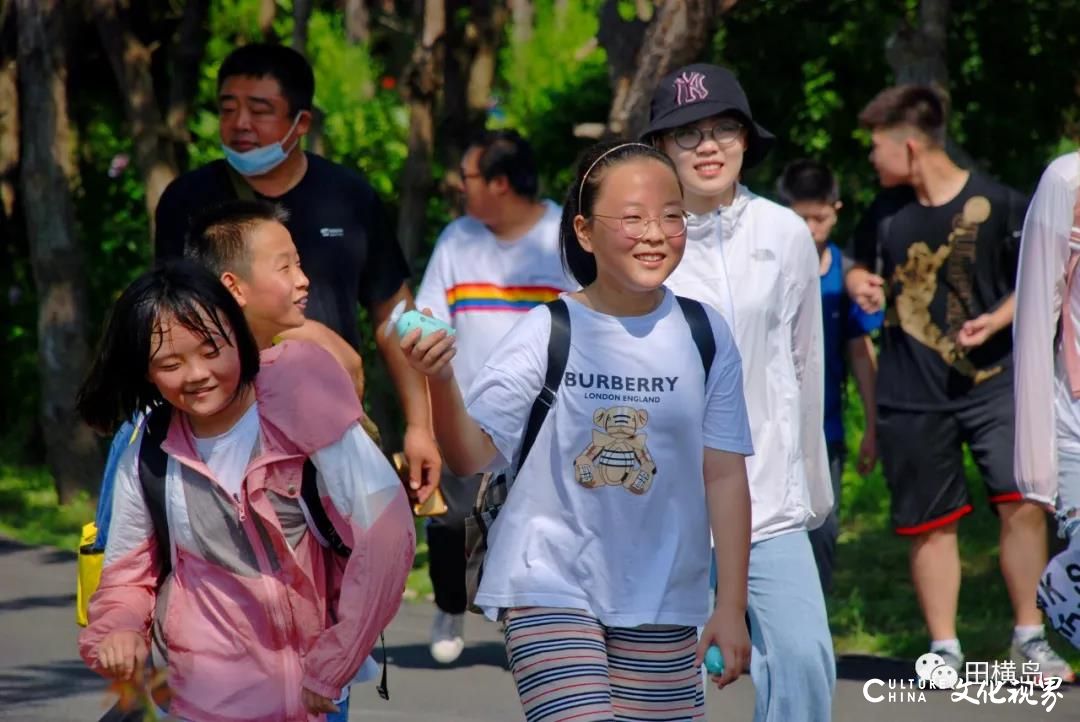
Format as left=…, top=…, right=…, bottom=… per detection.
left=396, top=0, right=445, bottom=266
left=344, top=0, right=370, bottom=43
left=885, top=0, right=949, bottom=89
left=465, top=1, right=505, bottom=121
left=92, top=0, right=179, bottom=224
left=291, top=0, right=325, bottom=156
left=597, top=0, right=648, bottom=139
left=440, top=0, right=470, bottom=172
left=165, top=0, right=209, bottom=151
left=258, top=0, right=276, bottom=39
left=509, top=0, right=532, bottom=44
left=15, top=0, right=102, bottom=503
left=439, top=1, right=506, bottom=187
left=0, top=9, right=17, bottom=221
left=602, top=0, right=731, bottom=140
left=292, top=0, right=313, bottom=56
left=884, top=0, right=972, bottom=166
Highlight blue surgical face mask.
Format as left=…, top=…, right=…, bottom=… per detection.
left=222, top=113, right=303, bottom=177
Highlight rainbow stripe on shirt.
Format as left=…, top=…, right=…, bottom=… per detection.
left=447, top=283, right=563, bottom=316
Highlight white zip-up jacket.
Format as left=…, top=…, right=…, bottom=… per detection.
left=666, top=185, right=832, bottom=542
left=1013, top=151, right=1080, bottom=505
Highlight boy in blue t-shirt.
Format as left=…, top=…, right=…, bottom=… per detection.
left=778, top=159, right=882, bottom=592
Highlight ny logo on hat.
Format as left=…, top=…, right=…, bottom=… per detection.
left=674, top=71, right=708, bottom=106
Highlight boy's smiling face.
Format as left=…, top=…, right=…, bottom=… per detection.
left=224, top=220, right=309, bottom=346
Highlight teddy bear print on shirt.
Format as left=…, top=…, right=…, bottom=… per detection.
left=574, top=406, right=657, bottom=495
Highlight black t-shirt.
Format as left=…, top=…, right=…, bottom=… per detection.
left=155, top=153, right=411, bottom=349
left=853, top=172, right=1027, bottom=410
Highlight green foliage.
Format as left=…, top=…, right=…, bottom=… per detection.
left=77, top=115, right=153, bottom=331
left=0, top=219, right=39, bottom=455
left=718, top=0, right=902, bottom=226
left=497, top=0, right=611, bottom=200
left=0, top=465, right=94, bottom=550
left=719, top=0, right=1080, bottom=249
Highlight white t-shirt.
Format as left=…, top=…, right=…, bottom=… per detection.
left=415, top=201, right=578, bottom=392
left=192, top=402, right=260, bottom=499
left=466, top=289, right=753, bottom=628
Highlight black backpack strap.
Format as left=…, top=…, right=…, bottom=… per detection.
left=300, top=459, right=351, bottom=557
left=517, top=299, right=571, bottom=472
left=676, top=296, right=716, bottom=381
left=299, top=459, right=390, bottom=700
left=138, top=407, right=172, bottom=578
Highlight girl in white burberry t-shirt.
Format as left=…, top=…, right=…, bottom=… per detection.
left=401, top=141, right=753, bottom=721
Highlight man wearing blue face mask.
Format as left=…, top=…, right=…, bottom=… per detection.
left=154, top=44, right=442, bottom=545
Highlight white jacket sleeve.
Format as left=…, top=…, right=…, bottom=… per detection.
left=784, top=226, right=833, bottom=527
left=1013, top=158, right=1076, bottom=504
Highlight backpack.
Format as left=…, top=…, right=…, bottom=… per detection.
left=463, top=296, right=718, bottom=614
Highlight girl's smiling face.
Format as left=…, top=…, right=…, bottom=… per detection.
left=575, top=157, right=687, bottom=295
left=147, top=313, right=247, bottom=435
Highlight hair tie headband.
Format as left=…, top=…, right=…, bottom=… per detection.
left=577, top=142, right=654, bottom=211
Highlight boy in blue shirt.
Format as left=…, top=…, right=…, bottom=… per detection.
left=779, top=159, right=882, bottom=592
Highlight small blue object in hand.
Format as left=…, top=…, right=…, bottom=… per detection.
left=396, top=310, right=455, bottom=339
left=704, top=645, right=725, bottom=675
left=386, top=300, right=456, bottom=340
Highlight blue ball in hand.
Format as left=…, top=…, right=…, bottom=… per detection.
left=396, top=309, right=455, bottom=340
left=704, top=645, right=725, bottom=675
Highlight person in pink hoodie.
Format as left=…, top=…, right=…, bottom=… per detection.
left=75, top=261, right=415, bottom=721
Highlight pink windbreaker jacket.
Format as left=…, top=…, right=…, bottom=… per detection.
left=78, top=341, right=416, bottom=721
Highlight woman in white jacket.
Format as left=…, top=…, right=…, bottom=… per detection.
left=1013, top=150, right=1080, bottom=650
left=645, top=64, right=835, bottom=720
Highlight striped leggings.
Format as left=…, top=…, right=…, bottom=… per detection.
left=503, top=607, right=705, bottom=722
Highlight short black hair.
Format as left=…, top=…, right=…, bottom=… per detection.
left=560, top=141, right=681, bottom=286
left=859, top=84, right=947, bottom=146
left=470, top=129, right=539, bottom=199
left=184, top=200, right=290, bottom=278
left=77, top=261, right=261, bottom=434
left=776, top=159, right=840, bottom=206
left=218, top=43, right=315, bottom=116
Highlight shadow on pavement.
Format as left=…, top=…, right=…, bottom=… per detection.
left=0, top=593, right=76, bottom=613
left=386, top=641, right=509, bottom=671
left=0, top=659, right=106, bottom=707
left=836, top=654, right=914, bottom=681
left=41, top=548, right=78, bottom=564
left=0, top=538, right=27, bottom=556
left=0, top=538, right=75, bottom=563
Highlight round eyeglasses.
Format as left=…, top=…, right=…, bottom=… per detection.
left=671, top=122, right=744, bottom=150
left=592, top=213, right=688, bottom=239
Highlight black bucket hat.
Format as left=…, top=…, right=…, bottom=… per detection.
left=642, top=63, right=775, bottom=169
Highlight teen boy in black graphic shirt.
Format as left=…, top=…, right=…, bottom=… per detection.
left=847, top=84, right=1073, bottom=681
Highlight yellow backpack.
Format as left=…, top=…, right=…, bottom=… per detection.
left=76, top=413, right=167, bottom=626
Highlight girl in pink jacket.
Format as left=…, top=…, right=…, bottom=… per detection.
left=76, top=262, right=415, bottom=721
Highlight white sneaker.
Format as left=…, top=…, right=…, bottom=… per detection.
left=430, top=609, right=465, bottom=664
left=1010, top=633, right=1076, bottom=683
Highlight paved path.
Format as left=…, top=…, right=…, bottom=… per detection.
left=1, top=537, right=1076, bottom=721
